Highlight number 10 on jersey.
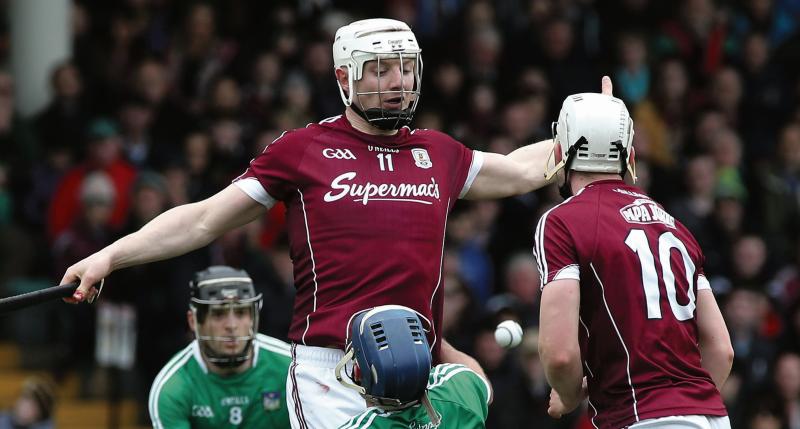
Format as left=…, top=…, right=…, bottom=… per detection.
left=625, top=230, right=697, bottom=321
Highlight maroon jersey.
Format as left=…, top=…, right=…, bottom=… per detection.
left=534, top=180, right=726, bottom=429
left=234, top=115, right=481, bottom=361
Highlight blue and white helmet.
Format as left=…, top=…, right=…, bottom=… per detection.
left=336, top=304, right=443, bottom=427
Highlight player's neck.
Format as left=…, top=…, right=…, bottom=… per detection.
left=344, top=107, right=399, bottom=137
left=570, top=172, right=623, bottom=193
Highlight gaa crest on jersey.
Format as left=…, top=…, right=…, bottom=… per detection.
left=619, top=198, right=676, bottom=228
left=262, top=391, right=281, bottom=411
left=412, top=148, right=432, bottom=169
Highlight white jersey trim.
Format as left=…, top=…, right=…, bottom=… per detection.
left=191, top=340, right=208, bottom=374
left=428, top=197, right=452, bottom=352
left=697, top=274, right=711, bottom=291
left=579, top=317, right=590, bottom=338
left=148, top=344, right=194, bottom=429
left=533, top=190, right=582, bottom=290
left=255, top=333, right=292, bottom=359
left=318, top=115, right=342, bottom=124
left=298, top=189, right=320, bottom=346
left=553, top=264, right=580, bottom=281
left=233, top=177, right=277, bottom=209
left=428, top=364, right=492, bottom=405
left=587, top=399, right=601, bottom=429
left=591, top=262, right=639, bottom=423
left=459, top=151, right=484, bottom=199
left=341, top=409, right=381, bottom=429
left=583, top=360, right=595, bottom=378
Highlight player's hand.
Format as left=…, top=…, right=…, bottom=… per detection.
left=547, top=387, right=568, bottom=418
left=547, top=377, right=588, bottom=418
left=61, top=251, right=112, bottom=303
left=601, top=76, right=613, bottom=96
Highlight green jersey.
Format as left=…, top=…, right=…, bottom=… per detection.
left=149, top=334, right=292, bottom=429
left=338, top=364, right=491, bottom=429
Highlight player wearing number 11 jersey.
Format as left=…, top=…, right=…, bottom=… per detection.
left=534, top=93, right=733, bottom=429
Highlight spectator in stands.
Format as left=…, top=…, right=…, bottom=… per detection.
left=47, top=118, right=137, bottom=239
left=0, top=376, right=57, bottom=429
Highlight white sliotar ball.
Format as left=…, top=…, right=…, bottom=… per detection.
left=494, top=320, right=523, bottom=349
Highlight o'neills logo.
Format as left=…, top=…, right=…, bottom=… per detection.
left=323, top=172, right=440, bottom=205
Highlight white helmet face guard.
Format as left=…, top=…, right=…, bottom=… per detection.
left=333, top=18, right=423, bottom=130
left=348, top=52, right=422, bottom=129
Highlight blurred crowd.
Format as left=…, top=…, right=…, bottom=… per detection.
left=0, top=0, right=799, bottom=427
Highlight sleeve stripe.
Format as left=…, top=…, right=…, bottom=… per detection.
left=429, top=363, right=460, bottom=384
left=697, top=274, right=711, bottom=291
left=340, top=409, right=380, bottom=429
left=148, top=346, right=194, bottom=429
left=553, top=264, right=580, bottom=281
left=233, top=177, right=277, bottom=208
left=356, top=411, right=380, bottom=429
left=534, top=196, right=577, bottom=289
left=428, top=366, right=492, bottom=405
left=459, top=151, right=484, bottom=199
left=428, top=366, right=471, bottom=389
left=534, top=210, right=551, bottom=288
left=428, top=363, right=457, bottom=386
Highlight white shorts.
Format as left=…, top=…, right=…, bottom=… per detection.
left=286, top=344, right=366, bottom=429
left=629, top=415, right=731, bottom=429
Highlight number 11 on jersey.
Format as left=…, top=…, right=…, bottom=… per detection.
left=377, top=153, right=394, bottom=171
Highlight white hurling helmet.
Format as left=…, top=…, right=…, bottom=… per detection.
left=332, top=18, right=423, bottom=130
left=544, top=93, right=636, bottom=196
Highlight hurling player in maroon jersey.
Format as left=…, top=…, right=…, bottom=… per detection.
left=61, top=18, right=614, bottom=428
left=534, top=93, right=734, bottom=429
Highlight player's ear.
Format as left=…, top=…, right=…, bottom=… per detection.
left=187, top=310, right=195, bottom=331
left=335, top=67, right=350, bottom=94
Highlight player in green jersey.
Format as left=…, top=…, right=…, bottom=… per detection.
left=148, top=266, right=292, bottom=429
left=335, top=305, right=491, bottom=429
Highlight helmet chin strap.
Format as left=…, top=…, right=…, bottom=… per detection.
left=556, top=139, right=586, bottom=199
left=558, top=170, right=574, bottom=200
left=350, top=102, right=413, bottom=131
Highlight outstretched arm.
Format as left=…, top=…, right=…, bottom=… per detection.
left=464, top=139, right=556, bottom=199
left=463, top=76, right=614, bottom=200
left=62, top=184, right=267, bottom=302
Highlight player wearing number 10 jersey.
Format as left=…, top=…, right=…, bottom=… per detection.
left=534, top=94, right=733, bottom=429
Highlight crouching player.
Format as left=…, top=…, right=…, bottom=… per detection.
left=336, top=305, right=491, bottom=428
left=149, top=266, right=292, bottom=428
